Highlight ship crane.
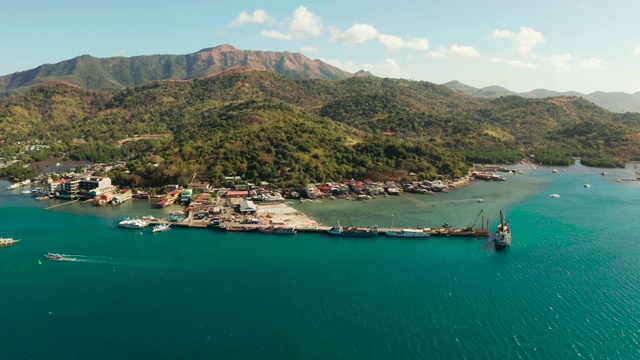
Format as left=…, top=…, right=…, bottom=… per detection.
left=464, top=209, right=484, bottom=231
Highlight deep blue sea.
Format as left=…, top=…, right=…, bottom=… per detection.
left=2, top=162, right=640, bottom=359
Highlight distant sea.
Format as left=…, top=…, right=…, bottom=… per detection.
left=2, top=162, right=640, bottom=359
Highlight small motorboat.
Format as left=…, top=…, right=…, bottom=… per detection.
left=152, top=223, right=171, bottom=233
left=45, top=253, right=64, bottom=260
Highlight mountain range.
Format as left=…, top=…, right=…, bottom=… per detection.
left=0, top=45, right=352, bottom=96
left=443, top=80, right=640, bottom=114
left=1, top=45, right=639, bottom=114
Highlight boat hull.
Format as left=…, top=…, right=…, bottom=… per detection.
left=385, top=231, right=430, bottom=238
left=327, top=230, right=379, bottom=237
left=258, top=227, right=297, bottom=235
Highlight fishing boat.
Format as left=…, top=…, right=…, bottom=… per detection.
left=0, top=237, right=20, bottom=247
left=257, top=226, right=297, bottom=235
left=220, top=226, right=256, bottom=232
left=385, top=228, right=430, bottom=238
left=327, top=222, right=378, bottom=237
left=152, top=223, right=171, bottom=233
left=493, top=210, right=512, bottom=250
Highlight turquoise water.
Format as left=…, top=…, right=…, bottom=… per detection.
left=2, top=163, right=640, bottom=359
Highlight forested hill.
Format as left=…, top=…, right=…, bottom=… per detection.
left=1, top=71, right=639, bottom=188
left=0, top=45, right=352, bottom=97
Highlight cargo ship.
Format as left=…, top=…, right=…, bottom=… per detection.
left=493, top=210, right=511, bottom=250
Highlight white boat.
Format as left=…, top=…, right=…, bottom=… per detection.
left=118, top=218, right=148, bottom=229
left=385, top=228, right=430, bottom=238
left=21, top=190, right=31, bottom=195
left=0, top=238, right=20, bottom=247
left=152, top=223, right=171, bottom=233
left=584, top=183, right=591, bottom=188
left=550, top=193, right=561, bottom=198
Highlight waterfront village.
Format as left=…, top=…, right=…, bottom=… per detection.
left=5, top=162, right=515, bottom=237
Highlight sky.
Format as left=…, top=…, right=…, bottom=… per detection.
left=2, top=0, right=640, bottom=94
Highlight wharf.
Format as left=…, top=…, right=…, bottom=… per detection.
left=145, top=219, right=489, bottom=237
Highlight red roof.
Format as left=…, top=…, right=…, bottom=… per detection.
left=227, top=190, right=249, bottom=197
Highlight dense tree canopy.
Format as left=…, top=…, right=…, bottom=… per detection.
left=1, top=72, right=639, bottom=188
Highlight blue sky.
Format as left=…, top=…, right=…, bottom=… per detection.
left=2, top=0, right=640, bottom=93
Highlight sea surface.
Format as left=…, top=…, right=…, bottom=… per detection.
left=2, top=162, right=640, bottom=359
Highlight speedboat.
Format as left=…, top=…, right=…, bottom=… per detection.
left=45, top=253, right=63, bottom=260
left=550, top=193, right=561, bottom=198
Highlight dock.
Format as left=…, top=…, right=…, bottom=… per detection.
left=144, top=219, right=489, bottom=237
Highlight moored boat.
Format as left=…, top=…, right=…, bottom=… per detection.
left=257, top=226, right=297, bottom=235
left=220, top=226, right=256, bottom=232
left=385, top=228, right=430, bottom=238
left=152, top=223, right=171, bottom=233
left=493, top=210, right=511, bottom=250
left=327, top=222, right=378, bottom=237
left=118, top=217, right=149, bottom=229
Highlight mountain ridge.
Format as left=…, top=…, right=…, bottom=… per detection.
left=0, top=45, right=353, bottom=96
left=444, top=80, right=640, bottom=113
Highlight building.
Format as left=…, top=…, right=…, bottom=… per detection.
left=79, top=177, right=112, bottom=192
left=47, top=179, right=68, bottom=194
left=180, top=188, right=193, bottom=203
left=110, top=189, right=132, bottom=205
left=226, top=190, right=249, bottom=198
left=239, top=200, right=257, bottom=214
left=62, top=179, right=80, bottom=194
left=188, top=181, right=210, bottom=192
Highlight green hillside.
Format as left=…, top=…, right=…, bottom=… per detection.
left=1, top=72, right=639, bottom=188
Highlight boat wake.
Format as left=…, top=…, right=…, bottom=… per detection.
left=58, top=254, right=135, bottom=266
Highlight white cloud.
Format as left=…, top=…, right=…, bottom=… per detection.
left=548, top=54, right=572, bottom=69
left=115, top=49, right=126, bottom=57
left=378, top=34, right=429, bottom=51
left=228, top=9, right=270, bottom=28
left=577, top=58, right=603, bottom=69
left=321, top=58, right=401, bottom=78
left=330, top=23, right=429, bottom=51
left=301, top=45, right=319, bottom=53
left=490, top=57, right=539, bottom=69
left=289, top=6, right=323, bottom=38
left=260, top=30, right=293, bottom=40
left=330, top=23, right=379, bottom=44
left=425, top=47, right=448, bottom=58
left=424, top=45, right=480, bottom=59
left=635, top=45, right=640, bottom=56
left=490, top=26, right=545, bottom=54
left=449, top=44, right=481, bottom=58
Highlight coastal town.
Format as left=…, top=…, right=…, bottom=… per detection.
left=3, top=161, right=521, bottom=239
